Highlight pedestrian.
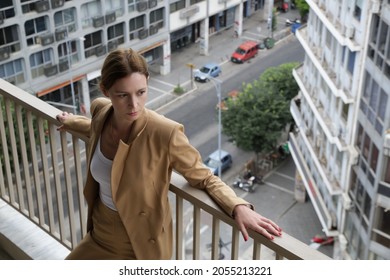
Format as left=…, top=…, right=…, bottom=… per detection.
left=56, top=48, right=282, bottom=260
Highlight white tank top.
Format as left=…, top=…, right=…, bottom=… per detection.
left=90, top=137, right=117, bottom=211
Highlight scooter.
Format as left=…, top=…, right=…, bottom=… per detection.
left=286, top=18, right=301, bottom=26
left=233, top=175, right=263, bottom=193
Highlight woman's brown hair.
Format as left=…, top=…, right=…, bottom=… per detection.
left=99, top=48, right=150, bottom=92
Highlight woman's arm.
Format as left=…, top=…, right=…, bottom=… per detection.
left=56, top=111, right=91, bottom=138
left=169, top=125, right=282, bottom=241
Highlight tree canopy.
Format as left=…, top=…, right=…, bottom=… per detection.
left=221, top=62, right=299, bottom=155
left=294, top=0, right=310, bottom=22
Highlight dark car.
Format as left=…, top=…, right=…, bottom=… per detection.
left=203, top=149, right=233, bottom=176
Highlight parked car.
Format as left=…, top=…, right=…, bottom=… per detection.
left=203, top=149, right=233, bottom=176
left=231, top=41, right=258, bottom=63
left=194, top=63, right=221, bottom=82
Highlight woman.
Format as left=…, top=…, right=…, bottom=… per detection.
left=57, top=48, right=282, bottom=260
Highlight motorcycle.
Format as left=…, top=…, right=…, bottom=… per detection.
left=285, top=18, right=301, bottom=26
left=233, top=174, right=263, bottom=193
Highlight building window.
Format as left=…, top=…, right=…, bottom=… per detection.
left=150, top=7, right=164, bottom=28
left=0, top=0, right=15, bottom=19
left=0, top=25, right=21, bottom=53
left=106, top=0, right=124, bottom=17
left=25, top=16, right=48, bottom=46
left=58, top=40, right=79, bottom=67
left=84, top=31, right=103, bottom=58
left=347, top=50, right=356, bottom=74
left=21, top=0, right=41, bottom=14
left=190, top=0, right=204, bottom=4
left=372, top=206, right=390, bottom=251
left=370, top=144, right=379, bottom=172
left=128, top=0, right=137, bottom=13
left=107, top=22, right=125, bottom=46
left=54, top=8, right=77, bottom=35
left=0, top=59, right=25, bottom=85
left=384, top=159, right=390, bottom=184
left=361, top=73, right=388, bottom=135
left=353, top=0, right=362, bottom=21
left=170, top=0, right=185, bottom=13
left=129, top=15, right=145, bottom=40
left=81, top=1, right=102, bottom=29
left=29, top=49, right=53, bottom=78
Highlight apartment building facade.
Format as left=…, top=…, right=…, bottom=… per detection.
left=0, top=0, right=265, bottom=114
left=290, top=0, right=390, bottom=259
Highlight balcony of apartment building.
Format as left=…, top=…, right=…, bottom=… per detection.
left=0, top=79, right=331, bottom=260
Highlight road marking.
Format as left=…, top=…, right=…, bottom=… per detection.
left=245, top=31, right=267, bottom=39
left=150, top=77, right=176, bottom=87
left=273, top=171, right=295, bottom=182
left=188, top=122, right=218, bottom=149
left=240, top=35, right=259, bottom=41
left=148, top=85, right=169, bottom=94
left=265, top=181, right=294, bottom=195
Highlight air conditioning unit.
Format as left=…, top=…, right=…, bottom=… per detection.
left=105, top=12, right=116, bottom=24
left=92, top=16, right=105, bottom=28
left=138, top=29, right=148, bottom=39
left=51, top=0, right=65, bottom=9
left=35, top=1, right=50, bottom=13
left=85, top=48, right=96, bottom=58
left=342, top=193, right=353, bottom=210
left=149, top=25, right=158, bottom=36
left=148, top=0, right=157, bottom=8
left=55, top=28, right=67, bottom=41
left=0, top=46, right=11, bottom=62
left=384, top=131, right=390, bottom=156
left=345, top=26, right=355, bottom=39
left=137, top=1, right=148, bottom=12
left=40, top=33, right=55, bottom=46
left=96, top=45, right=106, bottom=57
left=107, top=40, right=118, bottom=52
left=44, top=65, right=58, bottom=77
left=58, top=60, right=69, bottom=72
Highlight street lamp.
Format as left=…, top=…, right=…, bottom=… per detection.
left=66, top=39, right=77, bottom=114
left=208, top=76, right=223, bottom=178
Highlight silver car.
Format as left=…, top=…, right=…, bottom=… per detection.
left=194, top=63, right=221, bottom=82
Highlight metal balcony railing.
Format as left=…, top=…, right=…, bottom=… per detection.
left=0, top=78, right=331, bottom=260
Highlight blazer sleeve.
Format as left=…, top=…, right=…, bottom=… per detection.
left=61, top=115, right=91, bottom=138
left=168, top=125, right=251, bottom=217
left=61, top=97, right=110, bottom=138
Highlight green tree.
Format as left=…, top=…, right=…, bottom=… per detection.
left=259, top=62, right=300, bottom=101
left=221, top=82, right=290, bottom=154
left=221, top=62, right=300, bottom=169
left=295, top=0, right=310, bottom=22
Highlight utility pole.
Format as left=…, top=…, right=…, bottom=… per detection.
left=209, top=76, right=222, bottom=178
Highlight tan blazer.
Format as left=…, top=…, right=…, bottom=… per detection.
left=63, top=97, right=249, bottom=259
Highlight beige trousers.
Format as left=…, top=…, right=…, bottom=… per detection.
left=65, top=199, right=136, bottom=260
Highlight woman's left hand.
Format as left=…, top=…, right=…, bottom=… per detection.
left=233, top=204, right=282, bottom=241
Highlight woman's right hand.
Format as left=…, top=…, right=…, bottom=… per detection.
left=56, top=111, right=73, bottom=131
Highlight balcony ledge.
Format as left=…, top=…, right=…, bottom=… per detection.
left=0, top=199, right=70, bottom=260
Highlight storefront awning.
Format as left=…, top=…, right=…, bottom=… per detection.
left=37, top=74, right=85, bottom=97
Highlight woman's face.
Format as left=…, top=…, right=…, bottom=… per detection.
left=104, top=72, right=148, bottom=124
